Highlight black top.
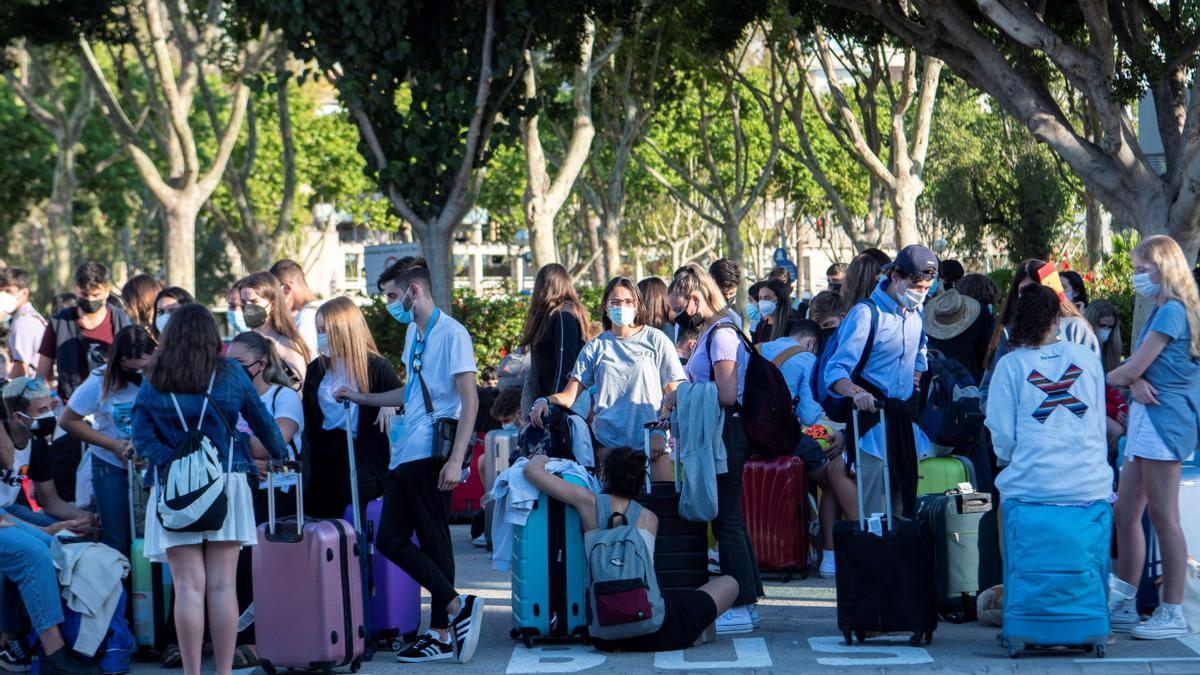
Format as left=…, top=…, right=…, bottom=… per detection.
left=528, top=308, right=585, bottom=400
left=927, top=309, right=994, bottom=383
left=301, top=353, right=402, bottom=519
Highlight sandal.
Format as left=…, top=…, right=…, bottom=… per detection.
left=233, top=645, right=259, bottom=669
left=160, top=644, right=182, bottom=668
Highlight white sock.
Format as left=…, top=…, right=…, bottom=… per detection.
left=823, top=549, right=835, bottom=557
left=1161, top=602, right=1183, bottom=617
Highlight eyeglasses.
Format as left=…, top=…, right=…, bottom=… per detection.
left=606, top=298, right=637, bottom=308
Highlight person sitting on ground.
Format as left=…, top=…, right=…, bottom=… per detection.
left=523, top=448, right=738, bottom=652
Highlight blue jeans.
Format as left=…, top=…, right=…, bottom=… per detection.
left=0, top=511, right=61, bottom=636
left=6, top=503, right=55, bottom=528
left=93, top=459, right=131, bottom=556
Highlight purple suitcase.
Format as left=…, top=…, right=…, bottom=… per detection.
left=254, top=467, right=367, bottom=671
left=344, top=499, right=421, bottom=646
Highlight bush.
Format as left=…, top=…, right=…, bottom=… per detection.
left=1090, top=231, right=1137, bottom=356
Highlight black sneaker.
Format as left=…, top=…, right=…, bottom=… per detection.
left=450, top=594, right=485, bottom=664
left=395, top=629, right=453, bottom=663
left=0, top=642, right=29, bottom=673
left=38, top=649, right=98, bottom=675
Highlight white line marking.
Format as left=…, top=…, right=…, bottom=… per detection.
left=506, top=644, right=607, bottom=673
left=808, top=635, right=933, bottom=666
left=655, top=637, right=772, bottom=670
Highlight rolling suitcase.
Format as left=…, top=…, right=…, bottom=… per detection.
left=1000, top=500, right=1111, bottom=658
left=916, top=489, right=1000, bottom=622
left=344, top=500, right=421, bottom=648
left=450, top=434, right=486, bottom=521
left=483, top=428, right=517, bottom=548
left=834, top=408, right=937, bottom=646
left=917, top=456, right=976, bottom=496
left=127, top=463, right=172, bottom=654
left=636, top=426, right=708, bottom=593
left=510, top=474, right=590, bottom=646
left=741, top=455, right=810, bottom=580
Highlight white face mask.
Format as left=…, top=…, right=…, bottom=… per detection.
left=898, top=285, right=927, bottom=309
left=757, top=300, right=777, bottom=317
left=1098, top=327, right=1113, bottom=343
left=607, top=306, right=637, bottom=328
left=1133, top=272, right=1161, bottom=298
left=0, top=292, right=18, bottom=316
left=155, top=313, right=170, bottom=334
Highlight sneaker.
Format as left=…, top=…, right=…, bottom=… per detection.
left=714, top=606, right=754, bottom=635
left=708, top=548, right=721, bottom=575
left=819, top=550, right=837, bottom=579
left=471, top=533, right=488, bottom=548
left=1109, top=596, right=1139, bottom=633
left=395, top=629, right=453, bottom=663
left=37, top=649, right=98, bottom=675
left=0, top=642, right=30, bottom=672
left=449, top=594, right=485, bottom=663
left=747, top=604, right=760, bottom=628
left=1131, top=605, right=1190, bottom=640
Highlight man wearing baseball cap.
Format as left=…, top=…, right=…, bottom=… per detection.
left=822, top=244, right=938, bottom=532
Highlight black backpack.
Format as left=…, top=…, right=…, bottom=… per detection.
left=705, top=323, right=802, bottom=458
left=916, top=352, right=985, bottom=450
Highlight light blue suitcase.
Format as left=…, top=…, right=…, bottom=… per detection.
left=510, top=474, right=589, bottom=646
left=1001, top=500, right=1112, bottom=658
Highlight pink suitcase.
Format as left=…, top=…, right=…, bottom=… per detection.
left=344, top=499, right=421, bottom=648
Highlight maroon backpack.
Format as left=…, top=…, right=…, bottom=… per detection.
left=704, top=323, right=802, bottom=458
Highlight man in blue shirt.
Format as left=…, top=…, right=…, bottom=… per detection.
left=824, top=245, right=938, bottom=520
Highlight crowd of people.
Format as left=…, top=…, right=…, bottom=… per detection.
left=0, top=232, right=1195, bottom=673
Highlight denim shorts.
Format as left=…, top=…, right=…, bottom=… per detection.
left=793, top=436, right=830, bottom=472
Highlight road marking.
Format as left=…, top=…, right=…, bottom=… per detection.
left=1073, top=657, right=1200, bottom=663
left=505, top=644, right=607, bottom=673
left=808, top=635, right=933, bottom=666
left=1181, top=634, right=1200, bottom=655
left=655, top=638, right=772, bottom=670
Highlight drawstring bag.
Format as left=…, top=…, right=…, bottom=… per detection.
left=156, top=375, right=235, bottom=533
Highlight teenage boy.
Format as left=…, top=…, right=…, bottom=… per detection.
left=0, top=268, right=46, bottom=379
left=269, top=259, right=323, bottom=355
left=708, top=258, right=744, bottom=327
left=37, top=262, right=131, bottom=401
left=335, top=257, right=483, bottom=664
left=823, top=244, right=937, bottom=521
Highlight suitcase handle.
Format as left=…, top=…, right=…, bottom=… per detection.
left=344, top=401, right=363, bottom=536
left=267, top=460, right=304, bottom=535
left=643, top=420, right=678, bottom=494
left=851, top=406, right=891, bottom=533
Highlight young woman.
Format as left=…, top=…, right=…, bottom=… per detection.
left=301, top=297, right=400, bottom=519
left=664, top=263, right=762, bottom=635
left=152, top=287, right=193, bottom=338
left=530, top=277, right=685, bottom=477
left=523, top=448, right=738, bottom=652
left=1061, top=269, right=1089, bottom=312
left=751, top=280, right=791, bottom=344
left=131, top=304, right=288, bottom=675
left=520, top=264, right=590, bottom=411
left=239, top=272, right=311, bottom=385
left=60, top=325, right=156, bottom=557
left=1083, top=300, right=1128, bottom=440
left=638, top=276, right=676, bottom=342
left=1108, top=235, right=1200, bottom=640
left=839, top=253, right=884, bottom=308
left=121, top=274, right=161, bottom=327
left=225, top=281, right=248, bottom=337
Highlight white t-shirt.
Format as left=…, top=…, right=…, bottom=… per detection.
left=393, top=310, right=477, bottom=468
left=9, top=303, right=46, bottom=372
left=67, top=367, right=139, bottom=468
left=261, top=383, right=304, bottom=490
left=296, top=300, right=323, bottom=358
left=0, top=446, right=32, bottom=509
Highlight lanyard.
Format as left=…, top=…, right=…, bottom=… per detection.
left=403, top=307, right=441, bottom=402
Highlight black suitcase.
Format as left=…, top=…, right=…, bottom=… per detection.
left=834, top=408, right=938, bottom=646
left=916, top=491, right=1001, bottom=622
left=638, top=481, right=708, bottom=592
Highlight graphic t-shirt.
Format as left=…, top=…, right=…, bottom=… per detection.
left=0, top=431, right=52, bottom=509
left=66, top=367, right=139, bottom=468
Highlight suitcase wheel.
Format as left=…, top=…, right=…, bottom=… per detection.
left=350, top=656, right=363, bottom=673
left=259, top=660, right=277, bottom=675
left=510, top=628, right=520, bottom=641
left=1007, top=642, right=1023, bottom=659
left=908, top=632, right=923, bottom=647
left=522, top=635, right=535, bottom=649
left=854, top=630, right=866, bottom=644
left=1095, top=644, right=1106, bottom=659
left=842, top=631, right=853, bottom=646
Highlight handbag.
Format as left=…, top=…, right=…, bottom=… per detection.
left=414, top=367, right=470, bottom=469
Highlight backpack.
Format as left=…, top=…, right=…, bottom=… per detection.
left=811, top=299, right=878, bottom=423
left=585, top=497, right=665, bottom=641
left=514, top=406, right=594, bottom=466
left=31, top=591, right=134, bottom=675
left=916, top=351, right=985, bottom=451
left=705, top=323, right=802, bottom=457
left=156, top=376, right=234, bottom=533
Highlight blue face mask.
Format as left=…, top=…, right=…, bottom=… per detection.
left=929, top=277, right=939, bottom=297
left=746, top=302, right=762, bottom=323
left=316, top=332, right=330, bottom=357
left=387, top=288, right=414, bottom=324
left=227, top=309, right=247, bottom=335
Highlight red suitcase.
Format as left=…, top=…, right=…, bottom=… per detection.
left=450, top=433, right=485, bottom=521
left=741, top=455, right=810, bottom=580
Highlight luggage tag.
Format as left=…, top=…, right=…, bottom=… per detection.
left=867, top=513, right=884, bottom=536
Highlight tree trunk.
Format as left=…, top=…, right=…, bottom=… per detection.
left=163, top=199, right=200, bottom=292
left=528, top=213, right=558, bottom=272
left=1084, top=189, right=1109, bottom=268
left=583, top=208, right=604, bottom=284
left=418, top=225, right=456, bottom=310
left=44, top=164, right=74, bottom=293
left=722, top=220, right=747, bottom=314
left=892, top=177, right=921, bottom=250
left=601, top=210, right=622, bottom=280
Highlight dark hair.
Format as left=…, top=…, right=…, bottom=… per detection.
left=956, top=273, right=998, bottom=307
left=675, top=324, right=700, bottom=345
left=808, top=290, right=845, bottom=322
left=378, top=256, right=431, bottom=293
left=121, top=274, right=162, bottom=326
left=767, top=266, right=791, bottom=284
left=1061, top=270, right=1088, bottom=307
left=840, top=254, right=882, bottom=307
left=152, top=287, right=195, bottom=336
left=747, top=281, right=766, bottom=302
left=825, top=262, right=848, bottom=277
left=860, top=248, right=892, bottom=267
left=1008, top=285, right=1061, bottom=348
left=480, top=365, right=498, bottom=383
left=636, top=277, right=672, bottom=331
left=760, top=279, right=793, bottom=341
left=102, top=325, right=156, bottom=397
left=787, top=318, right=821, bottom=342
left=230, top=331, right=292, bottom=388
left=601, top=446, right=648, bottom=498
left=939, top=260, right=965, bottom=287
left=600, top=277, right=643, bottom=331
left=521, top=264, right=589, bottom=348
left=269, top=259, right=306, bottom=285
left=0, top=267, right=30, bottom=291
left=708, top=258, right=740, bottom=294
left=986, top=259, right=1086, bottom=368
left=490, top=386, right=522, bottom=420
left=75, top=261, right=109, bottom=291
left=52, top=293, right=77, bottom=314
left=146, top=304, right=224, bottom=393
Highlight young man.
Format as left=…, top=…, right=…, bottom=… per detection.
left=708, top=258, right=744, bottom=328
left=269, top=259, right=323, bottom=355
left=823, top=244, right=937, bottom=521
left=37, top=262, right=131, bottom=401
left=335, top=257, right=483, bottom=664
left=826, top=262, right=847, bottom=290
left=0, top=268, right=46, bottom=379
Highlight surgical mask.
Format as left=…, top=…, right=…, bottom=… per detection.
left=746, top=302, right=761, bottom=323
left=387, top=288, right=414, bottom=324
left=607, top=306, right=636, bottom=328
left=227, top=309, right=248, bottom=335
left=898, top=285, right=927, bottom=310
left=78, top=297, right=105, bottom=315
left=757, top=300, right=777, bottom=317
left=0, top=293, right=18, bottom=316
left=243, top=303, right=269, bottom=329
left=155, top=313, right=170, bottom=334
left=1099, top=327, right=1112, bottom=343
left=1133, top=272, right=1161, bottom=298
left=317, top=332, right=330, bottom=357
left=501, top=421, right=517, bottom=431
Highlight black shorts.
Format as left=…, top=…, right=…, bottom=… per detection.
left=793, top=435, right=830, bottom=472
left=592, top=589, right=719, bottom=653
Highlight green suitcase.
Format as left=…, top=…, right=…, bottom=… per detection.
left=917, top=456, right=976, bottom=496
left=916, top=491, right=1001, bottom=621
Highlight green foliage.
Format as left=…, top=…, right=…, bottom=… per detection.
left=1091, top=231, right=1139, bottom=354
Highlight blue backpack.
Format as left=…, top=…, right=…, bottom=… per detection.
left=32, top=591, right=133, bottom=675
left=916, top=351, right=984, bottom=450
left=811, top=299, right=878, bottom=423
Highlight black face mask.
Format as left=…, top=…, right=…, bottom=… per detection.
left=124, top=370, right=143, bottom=387
left=78, top=298, right=105, bottom=315
left=27, top=415, right=55, bottom=439
left=673, top=302, right=703, bottom=331
left=817, top=327, right=837, bottom=353
left=241, top=363, right=259, bottom=382
left=243, top=304, right=268, bottom=329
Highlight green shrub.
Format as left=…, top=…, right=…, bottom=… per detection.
left=1090, top=231, right=1137, bottom=356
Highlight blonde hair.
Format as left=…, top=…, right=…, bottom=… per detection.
left=317, top=297, right=380, bottom=390
left=1134, top=235, right=1200, bottom=358
left=668, top=263, right=733, bottom=320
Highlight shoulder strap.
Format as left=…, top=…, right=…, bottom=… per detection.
left=849, top=299, right=879, bottom=385
left=772, top=344, right=807, bottom=368
left=704, top=321, right=740, bottom=381
left=594, top=492, right=615, bottom=529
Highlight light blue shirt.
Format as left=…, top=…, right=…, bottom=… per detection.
left=759, top=338, right=823, bottom=426
left=1135, top=299, right=1200, bottom=460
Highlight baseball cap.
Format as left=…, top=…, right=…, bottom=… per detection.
left=884, top=244, right=939, bottom=281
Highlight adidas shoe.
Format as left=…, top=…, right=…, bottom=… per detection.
left=395, top=629, right=453, bottom=663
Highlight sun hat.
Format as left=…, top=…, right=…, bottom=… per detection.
left=924, top=289, right=981, bottom=340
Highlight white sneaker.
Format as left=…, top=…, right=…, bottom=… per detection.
left=747, top=604, right=760, bottom=628
left=1109, top=596, right=1139, bottom=633
left=708, top=548, right=721, bottom=574
left=819, top=550, right=836, bottom=579
left=1131, top=605, right=1190, bottom=640
left=715, top=606, right=754, bottom=635
left=471, top=533, right=488, bottom=547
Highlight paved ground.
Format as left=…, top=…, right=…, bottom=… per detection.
left=130, top=525, right=1200, bottom=674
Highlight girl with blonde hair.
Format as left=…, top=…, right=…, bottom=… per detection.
left=239, top=272, right=312, bottom=385
left=1108, top=235, right=1200, bottom=640
left=301, top=297, right=400, bottom=518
